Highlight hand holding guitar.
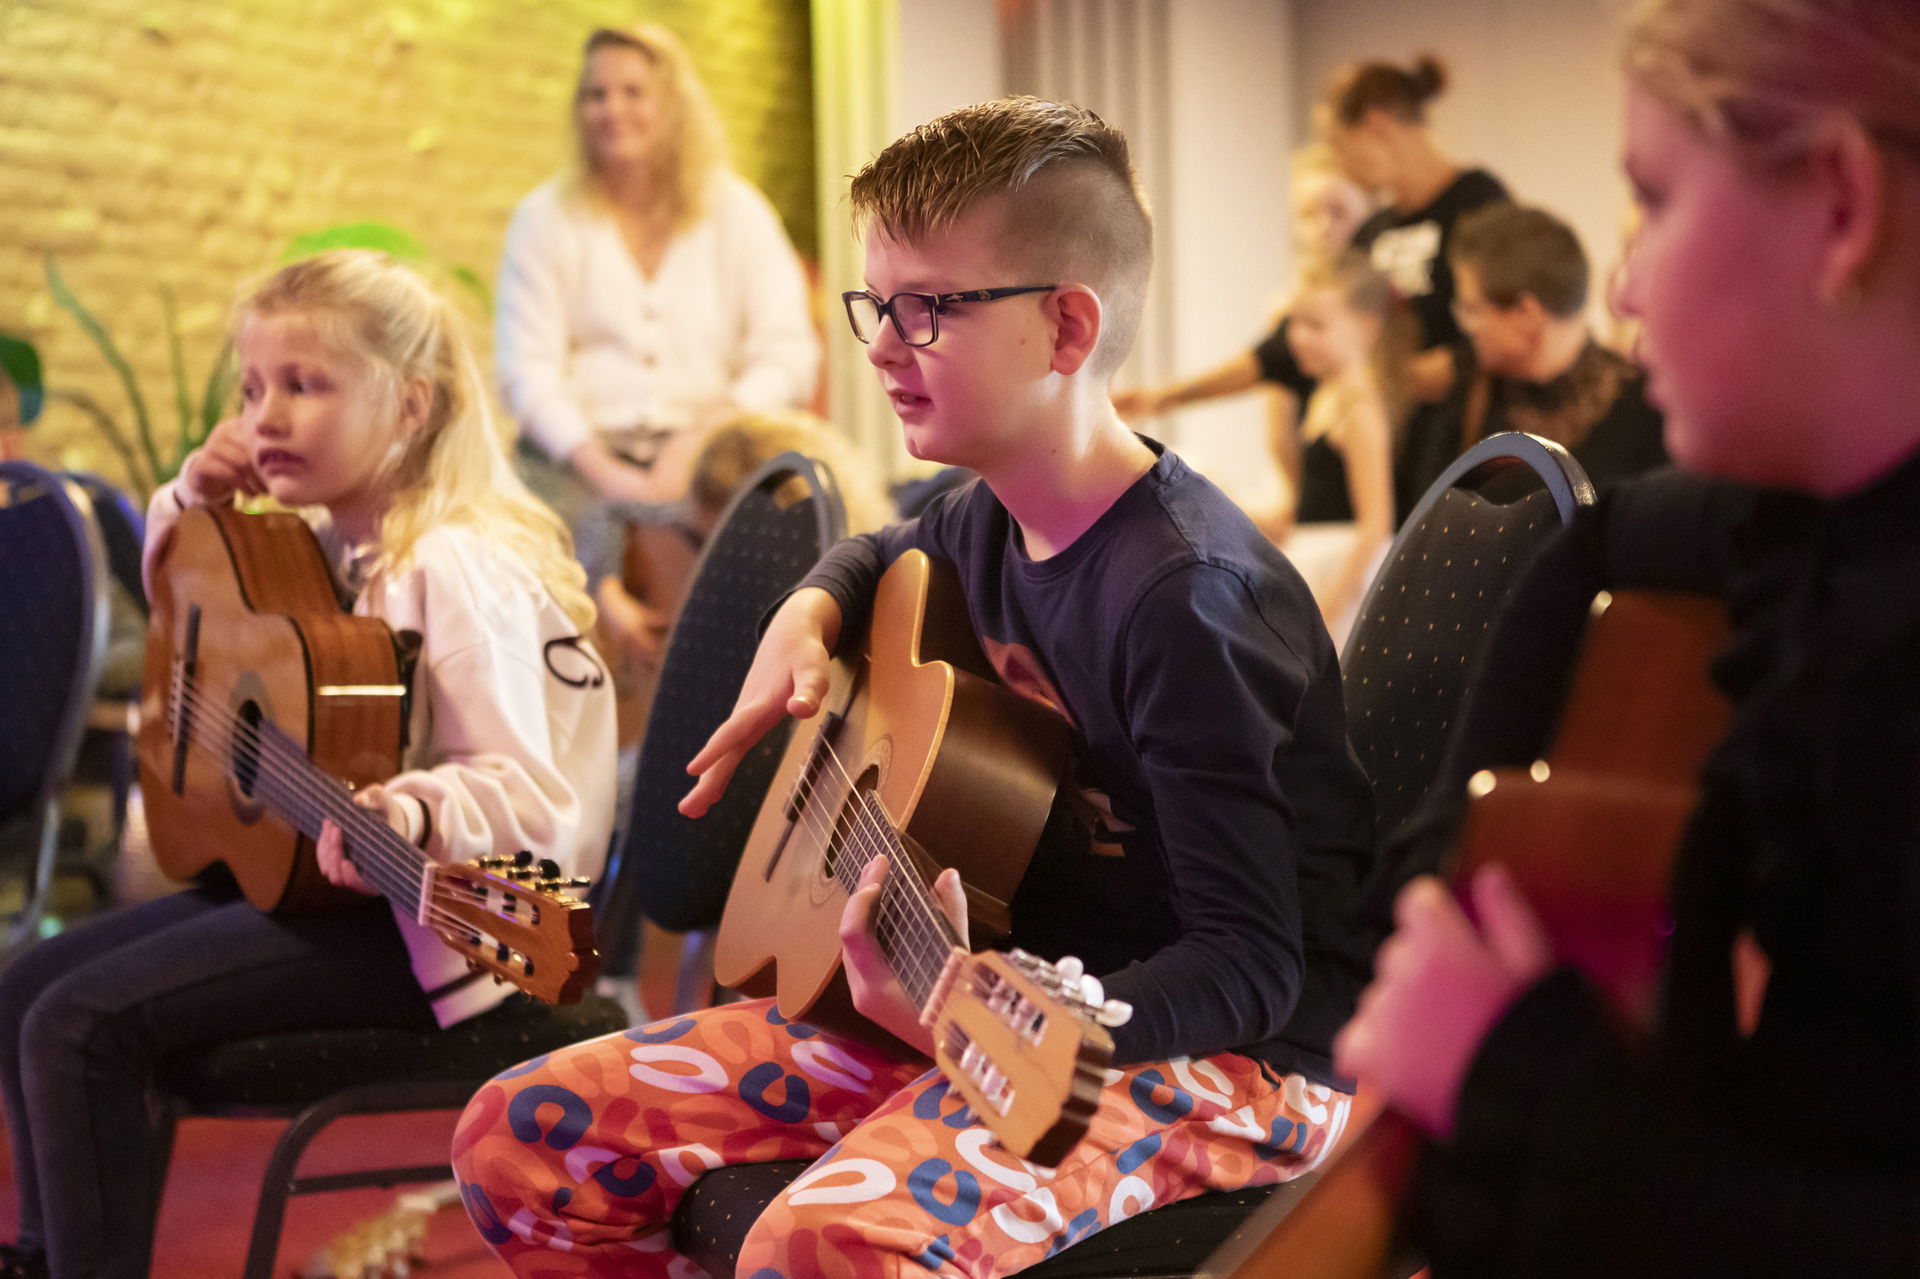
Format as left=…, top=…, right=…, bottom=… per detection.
left=176, top=416, right=266, bottom=506
left=315, top=783, right=409, bottom=897
left=840, top=854, right=970, bottom=1057
left=679, top=585, right=843, bottom=817
left=1333, top=866, right=1551, bottom=1138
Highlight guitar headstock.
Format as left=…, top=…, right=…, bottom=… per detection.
left=430, top=852, right=600, bottom=1004
left=930, top=949, right=1118, bottom=1168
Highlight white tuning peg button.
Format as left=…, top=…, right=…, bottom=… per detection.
left=1055, top=954, right=1084, bottom=989
left=1096, top=998, right=1133, bottom=1028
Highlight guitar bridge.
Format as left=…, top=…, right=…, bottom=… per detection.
left=762, top=709, right=846, bottom=881
left=167, top=604, right=202, bottom=796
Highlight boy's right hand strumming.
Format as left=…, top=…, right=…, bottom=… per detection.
left=679, top=586, right=842, bottom=818
left=176, top=416, right=265, bottom=506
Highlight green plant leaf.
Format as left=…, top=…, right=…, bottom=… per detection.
left=162, top=286, right=193, bottom=444
left=0, top=331, right=44, bottom=426
left=448, top=264, right=494, bottom=314
left=46, top=387, right=147, bottom=498
left=283, top=222, right=430, bottom=263
left=45, top=253, right=160, bottom=489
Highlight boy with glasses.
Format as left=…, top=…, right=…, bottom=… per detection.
left=455, top=95, right=1377, bottom=1279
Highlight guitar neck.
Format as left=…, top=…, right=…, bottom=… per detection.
left=207, top=712, right=432, bottom=915
left=834, top=791, right=964, bottom=1016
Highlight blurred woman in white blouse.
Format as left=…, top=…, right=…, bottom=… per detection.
left=497, top=23, right=819, bottom=523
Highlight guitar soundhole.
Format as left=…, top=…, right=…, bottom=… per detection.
left=232, top=700, right=266, bottom=798
left=820, top=764, right=883, bottom=891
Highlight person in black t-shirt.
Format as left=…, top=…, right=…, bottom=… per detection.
left=1120, top=57, right=1508, bottom=528
left=1317, top=56, right=1509, bottom=364
left=1397, top=201, right=1668, bottom=505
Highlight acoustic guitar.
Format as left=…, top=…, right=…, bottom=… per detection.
left=715, top=548, right=1125, bottom=1167
left=137, top=504, right=599, bottom=1005
left=1211, top=590, right=1732, bottom=1279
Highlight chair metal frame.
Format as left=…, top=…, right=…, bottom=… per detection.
left=596, top=449, right=848, bottom=979
left=0, top=461, right=110, bottom=950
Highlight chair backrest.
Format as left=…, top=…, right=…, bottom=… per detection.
left=1341, top=432, right=1593, bottom=838
left=63, top=471, right=148, bottom=612
left=0, top=461, right=110, bottom=939
left=595, top=451, right=848, bottom=967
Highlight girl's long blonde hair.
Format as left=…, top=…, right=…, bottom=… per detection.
left=569, top=23, right=728, bottom=233
left=1296, top=250, right=1415, bottom=441
left=237, top=250, right=595, bottom=632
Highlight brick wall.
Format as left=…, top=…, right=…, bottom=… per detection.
left=0, top=0, right=815, bottom=495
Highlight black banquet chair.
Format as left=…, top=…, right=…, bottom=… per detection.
left=1342, top=430, right=1594, bottom=842
left=594, top=449, right=849, bottom=990
left=668, top=432, right=1594, bottom=1279
left=0, top=460, right=110, bottom=952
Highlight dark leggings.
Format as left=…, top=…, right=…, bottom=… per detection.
left=0, top=885, right=436, bottom=1279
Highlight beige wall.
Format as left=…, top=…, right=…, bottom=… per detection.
left=0, top=0, right=814, bottom=496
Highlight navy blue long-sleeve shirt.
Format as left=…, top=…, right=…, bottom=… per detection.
left=799, top=445, right=1377, bottom=1081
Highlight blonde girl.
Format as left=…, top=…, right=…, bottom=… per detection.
left=1336, top=1, right=1920, bottom=1273
left=0, top=250, right=616, bottom=1279
left=1278, top=250, right=1402, bottom=646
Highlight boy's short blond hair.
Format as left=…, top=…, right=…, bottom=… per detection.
left=849, top=96, right=1152, bottom=378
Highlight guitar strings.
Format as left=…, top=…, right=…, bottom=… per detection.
left=167, top=683, right=515, bottom=945
left=168, top=678, right=426, bottom=898
left=745, top=757, right=949, bottom=1003
left=166, top=679, right=510, bottom=936
left=769, top=723, right=966, bottom=1007
left=734, top=730, right=952, bottom=1007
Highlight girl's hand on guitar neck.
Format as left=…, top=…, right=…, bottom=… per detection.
left=840, top=855, right=970, bottom=1059
left=177, top=416, right=267, bottom=506
left=316, top=783, right=407, bottom=897
left=680, top=586, right=843, bottom=818
left=1333, top=866, right=1552, bottom=1138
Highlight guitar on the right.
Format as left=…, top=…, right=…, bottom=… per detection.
left=1213, top=590, right=1731, bottom=1279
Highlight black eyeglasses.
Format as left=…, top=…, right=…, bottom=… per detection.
left=841, top=286, right=1058, bottom=348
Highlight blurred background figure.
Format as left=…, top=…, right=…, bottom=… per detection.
left=496, top=22, right=819, bottom=531
left=1399, top=200, right=1667, bottom=502
left=1322, top=55, right=1509, bottom=365
left=1275, top=250, right=1402, bottom=648
left=1113, top=144, right=1372, bottom=432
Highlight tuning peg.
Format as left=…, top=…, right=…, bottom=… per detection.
left=1096, top=998, right=1133, bottom=1028
left=1077, top=972, right=1105, bottom=1008
left=512, top=849, right=535, bottom=868
left=1055, top=954, right=1084, bottom=991
left=537, top=857, right=562, bottom=879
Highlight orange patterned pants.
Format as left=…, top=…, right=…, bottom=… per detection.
left=453, top=999, right=1350, bottom=1279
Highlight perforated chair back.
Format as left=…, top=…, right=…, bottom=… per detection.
left=596, top=452, right=847, bottom=963
left=1342, top=431, right=1593, bottom=838
left=0, top=461, right=109, bottom=947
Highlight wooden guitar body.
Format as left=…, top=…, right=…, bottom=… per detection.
left=1215, top=590, right=1732, bottom=1279
left=715, top=549, right=1071, bottom=1046
left=139, top=504, right=405, bottom=914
